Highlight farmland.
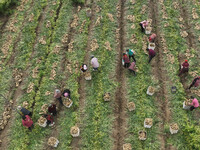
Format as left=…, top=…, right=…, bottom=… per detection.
left=0, top=0, right=199, bottom=149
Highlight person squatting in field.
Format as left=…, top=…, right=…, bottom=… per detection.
left=48, top=103, right=57, bottom=116
left=149, top=33, right=156, bottom=42
left=91, top=55, right=99, bottom=71
left=43, top=114, right=55, bottom=126
left=126, top=49, right=136, bottom=62
left=188, top=76, right=200, bottom=89
left=80, top=64, right=87, bottom=72
left=139, top=20, right=149, bottom=32
left=63, top=89, right=71, bottom=98
left=188, top=96, right=199, bottom=111
left=17, top=106, right=32, bottom=117
left=54, top=89, right=63, bottom=105
left=146, top=48, right=156, bottom=63
left=179, top=60, right=189, bottom=76
left=128, top=61, right=136, bottom=75
left=122, top=53, right=130, bottom=68
left=22, top=115, right=34, bottom=131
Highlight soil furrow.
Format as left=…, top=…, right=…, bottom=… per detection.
left=149, top=0, right=171, bottom=149
left=112, top=0, right=127, bottom=150
left=70, top=0, right=96, bottom=149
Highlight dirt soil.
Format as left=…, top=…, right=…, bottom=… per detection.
left=112, top=0, right=128, bottom=150
left=149, top=0, right=171, bottom=149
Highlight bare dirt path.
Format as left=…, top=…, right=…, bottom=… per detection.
left=0, top=2, right=51, bottom=149
left=149, top=0, right=172, bottom=149
left=112, top=0, right=128, bottom=150
left=70, top=0, right=96, bottom=149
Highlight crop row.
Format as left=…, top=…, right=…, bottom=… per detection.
left=80, top=0, right=118, bottom=149
left=157, top=0, right=200, bottom=149
left=125, top=0, right=161, bottom=149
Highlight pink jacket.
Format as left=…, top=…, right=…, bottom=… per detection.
left=140, top=20, right=148, bottom=28
left=91, top=57, right=99, bottom=68
left=194, top=79, right=200, bottom=87
left=22, top=115, right=33, bottom=128
left=190, top=98, right=199, bottom=108
left=149, top=33, right=156, bottom=42
left=128, top=62, right=136, bottom=71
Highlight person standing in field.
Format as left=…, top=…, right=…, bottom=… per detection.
left=126, top=49, right=136, bottom=62
left=91, top=55, right=99, bottom=71
left=54, top=89, right=63, bottom=105
left=139, top=20, right=148, bottom=32
left=147, top=48, right=156, bottom=63
left=17, top=106, right=32, bottom=117
left=149, top=33, right=156, bottom=42
left=128, top=61, right=136, bottom=75
left=178, top=60, right=189, bottom=76
left=188, top=76, right=200, bottom=89
left=122, top=53, right=130, bottom=68
left=188, top=96, right=199, bottom=111
left=22, top=115, right=34, bottom=131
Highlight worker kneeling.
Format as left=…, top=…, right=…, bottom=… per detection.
left=128, top=61, right=136, bottom=76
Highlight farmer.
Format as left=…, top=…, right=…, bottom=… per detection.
left=17, top=106, right=32, bottom=117
left=147, top=48, right=156, bottom=63
left=122, top=53, right=130, bottom=68
left=188, top=96, right=199, bottom=111
left=139, top=20, right=148, bottom=32
left=149, top=33, right=156, bottom=42
left=54, top=89, right=63, bottom=105
left=188, top=76, right=200, bottom=89
left=22, top=115, right=34, bottom=131
left=91, top=55, right=99, bottom=71
left=128, top=61, right=136, bottom=75
left=126, top=49, right=136, bottom=62
left=80, top=64, right=87, bottom=72
left=43, top=114, right=55, bottom=127
left=63, top=89, right=71, bottom=98
left=178, top=60, right=189, bottom=76
left=48, top=103, right=57, bottom=116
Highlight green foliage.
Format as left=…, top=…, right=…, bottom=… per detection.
left=0, top=0, right=18, bottom=14
left=72, top=0, right=85, bottom=5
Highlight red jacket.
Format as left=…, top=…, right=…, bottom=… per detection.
left=182, top=62, right=189, bottom=68
left=149, top=33, right=156, bottom=42
left=46, top=115, right=54, bottom=123
left=149, top=49, right=156, bottom=56
left=123, top=55, right=130, bottom=63
left=22, top=115, right=33, bottom=128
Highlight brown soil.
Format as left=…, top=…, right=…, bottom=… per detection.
left=112, top=0, right=128, bottom=150
left=149, top=0, right=171, bottom=149
left=70, top=0, right=96, bottom=149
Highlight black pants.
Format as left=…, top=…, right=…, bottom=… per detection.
left=178, top=68, right=188, bottom=76
left=129, top=69, right=136, bottom=75
left=28, top=124, right=34, bottom=131
left=129, top=55, right=136, bottom=62
left=57, top=97, right=63, bottom=105
left=148, top=55, right=155, bottom=63
left=190, top=106, right=196, bottom=111
left=124, top=63, right=130, bottom=68
left=139, top=23, right=145, bottom=32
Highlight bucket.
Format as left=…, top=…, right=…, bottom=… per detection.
left=123, top=143, right=132, bottom=150
left=138, top=130, right=147, bottom=140
left=145, top=27, right=152, bottom=35
left=103, top=93, right=111, bottom=101
left=170, top=123, right=179, bottom=134
left=183, top=101, right=191, bottom=110
left=38, top=117, right=47, bottom=128
left=144, top=118, right=153, bottom=128
left=70, top=126, right=80, bottom=137
left=63, top=98, right=73, bottom=108
left=127, top=102, right=135, bottom=111
left=171, top=86, right=177, bottom=93
left=147, top=86, right=155, bottom=96
left=48, top=137, right=59, bottom=148
left=148, top=43, right=155, bottom=50
left=84, top=72, right=92, bottom=80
